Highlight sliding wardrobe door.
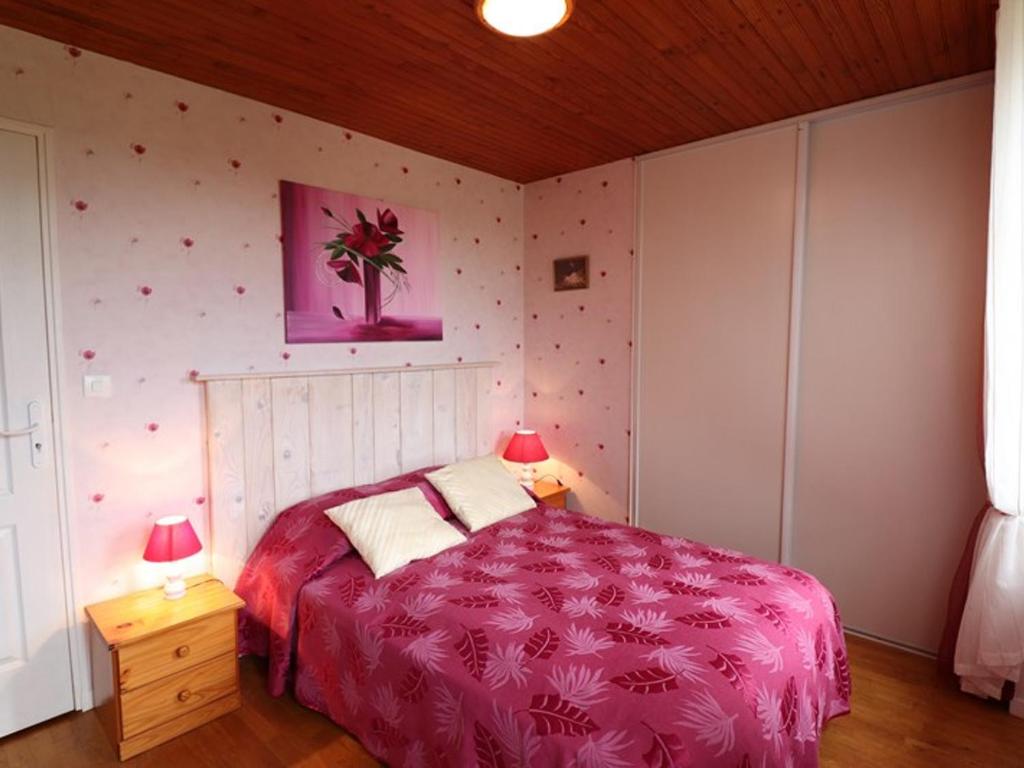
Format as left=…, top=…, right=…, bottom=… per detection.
left=792, top=87, right=991, bottom=650
left=636, top=127, right=797, bottom=561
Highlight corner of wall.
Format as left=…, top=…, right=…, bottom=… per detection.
left=522, top=159, right=636, bottom=523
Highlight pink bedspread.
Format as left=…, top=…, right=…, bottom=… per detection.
left=238, top=478, right=850, bottom=767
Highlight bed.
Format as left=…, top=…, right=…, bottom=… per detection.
left=234, top=468, right=850, bottom=767
left=204, top=365, right=850, bottom=767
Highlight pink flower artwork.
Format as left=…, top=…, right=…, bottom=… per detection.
left=280, top=180, right=442, bottom=343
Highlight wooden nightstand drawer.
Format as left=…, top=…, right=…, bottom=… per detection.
left=118, top=611, right=236, bottom=692
left=121, top=652, right=237, bottom=739
left=119, top=691, right=241, bottom=761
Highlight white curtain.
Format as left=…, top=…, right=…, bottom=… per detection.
left=955, top=0, right=1024, bottom=707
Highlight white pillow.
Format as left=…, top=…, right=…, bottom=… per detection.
left=426, top=455, right=536, bottom=532
left=324, top=487, right=465, bottom=578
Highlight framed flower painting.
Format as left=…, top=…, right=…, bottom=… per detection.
left=280, top=179, right=443, bottom=343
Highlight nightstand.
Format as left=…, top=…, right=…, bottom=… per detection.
left=85, top=574, right=245, bottom=760
left=533, top=480, right=570, bottom=509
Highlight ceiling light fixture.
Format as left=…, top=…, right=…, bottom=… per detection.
left=476, top=0, right=573, bottom=38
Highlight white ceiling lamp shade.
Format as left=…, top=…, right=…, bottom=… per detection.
left=476, top=0, right=574, bottom=38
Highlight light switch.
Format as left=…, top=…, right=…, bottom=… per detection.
left=83, top=374, right=112, bottom=398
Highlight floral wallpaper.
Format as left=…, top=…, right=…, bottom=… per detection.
left=0, top=26, right=526, bottom=605
left=523, top=160, right=636, bottom=524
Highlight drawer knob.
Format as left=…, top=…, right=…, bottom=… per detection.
left=177, top=689, right=191, bottom=703
left=175, top=645, right=190, bottom=658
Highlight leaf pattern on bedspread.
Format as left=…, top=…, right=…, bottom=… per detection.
left=456, top=628, right=489, bottom=681
left=606, top=622, right=669, bottom=646
left=463, top=567, right=506, bottom=584
left=235, top=474, right=851, bottom=768
left=451, top=594, right=501, bottom=608
left=596, top=583, right=626, bottom=607
left=709, top=648, right=752, bottom=692
left=399, top=667, right=428, bottom=703
left=474, top=721, right=507, bottom=768
left=663, top=579, right=718, bottom=598
left=465, top=542, right=491, bottom=560
left=524, top=559, right=566, bottom=574
left=378, top=613, right=429, bottom=638
left=525, top=627, right=560, bottom=660
left=611, top=667, right=680, bottom=694
left=528, top=694, right=600, bottom=736
left=642, top=727, right=690, bottom=768
left=754, top=601, right=789, bottom=632
left=676, top=611, right=732, bottom=630
left=387, top=571, right=420, bottom=594
left=338, top=575, right=365, bottom=607
left=532, top=585, right=565, bottom=613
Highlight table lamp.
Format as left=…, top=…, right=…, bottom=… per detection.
left=143, top=515, right=202, bottom=600
left=502, top=429, right=549, bottom=489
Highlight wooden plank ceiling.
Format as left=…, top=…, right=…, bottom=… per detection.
left=0, top=1, right=996, bottom=182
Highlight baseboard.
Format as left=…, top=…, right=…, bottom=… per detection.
left=844, top=626, right=936, bottom=659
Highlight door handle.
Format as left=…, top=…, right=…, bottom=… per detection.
left=0, top=423, right=38, bottom=438
left=1, top=401, right=45, bottom=468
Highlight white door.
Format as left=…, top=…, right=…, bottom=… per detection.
left=0, top=125, right=75, bottom=735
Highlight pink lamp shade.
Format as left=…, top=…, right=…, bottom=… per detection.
left=503, top=430, right=548, bottom=489
left=143, top=515, right=202, bottom=563
left=503, top=429, right=549, bottom=463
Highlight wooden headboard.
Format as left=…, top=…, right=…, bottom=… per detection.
left=200, top=362, right=496, bottom=586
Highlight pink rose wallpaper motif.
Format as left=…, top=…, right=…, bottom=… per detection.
left=281, top=180, right=442, bottom=343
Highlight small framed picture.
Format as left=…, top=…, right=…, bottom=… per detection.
left=553, top=255, right=589, bottom=291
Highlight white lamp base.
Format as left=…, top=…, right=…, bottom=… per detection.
left=518, top=463, right=535, bottom=489
left=163, top=572, right=187, bottom=600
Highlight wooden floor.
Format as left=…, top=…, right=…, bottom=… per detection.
left=2, top=635, right=1022, bottom=767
